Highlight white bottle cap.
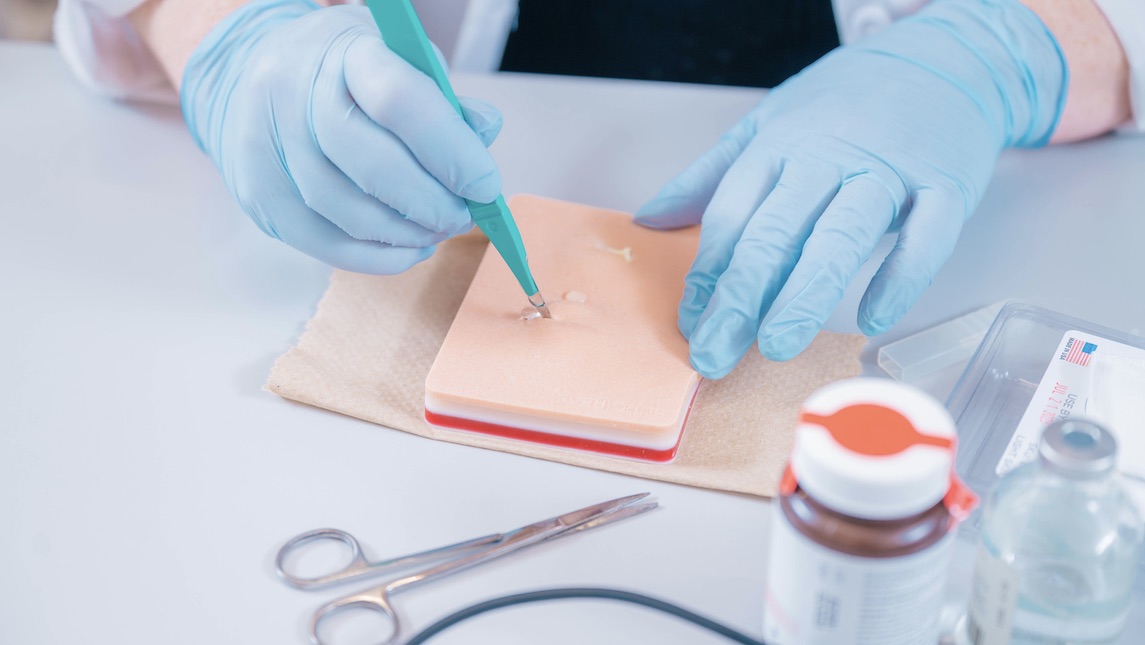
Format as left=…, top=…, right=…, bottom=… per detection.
left=790, top=378, right=957, bottom=520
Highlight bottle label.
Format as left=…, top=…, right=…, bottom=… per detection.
left=762, top=506, right=954, bottom=645
left=997, top=330, right=1145, bottom=479
left=967, top=544, right=1018, bottom=645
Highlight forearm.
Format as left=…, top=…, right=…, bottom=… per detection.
left=1020, top=0, right=1131, bottom=142
left=128, top=0, right=253, bottom=90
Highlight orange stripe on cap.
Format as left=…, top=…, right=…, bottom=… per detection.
left=801, top=404, right=954, bottom=457
left=780, top=464, right=798, bottom=495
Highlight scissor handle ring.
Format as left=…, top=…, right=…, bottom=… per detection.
left=275, top=528, right=368, bottom=590
left=310, top=591, right=400, bottom=645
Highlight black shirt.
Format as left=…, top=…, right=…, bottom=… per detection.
left=500, top=0, right=840, bottom=88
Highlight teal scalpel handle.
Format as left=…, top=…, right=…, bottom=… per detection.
left=364, top=0, right=540, bottom=298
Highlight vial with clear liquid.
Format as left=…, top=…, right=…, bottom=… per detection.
left=968, top=419, right=1144, bottom=644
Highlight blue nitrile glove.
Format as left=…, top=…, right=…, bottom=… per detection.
left=181, top=0, right=504, bottom=274
left=635, top=0, right=1067, bottom=378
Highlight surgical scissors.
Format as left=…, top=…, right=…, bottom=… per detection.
left=275, top=492, right=656, bottom=645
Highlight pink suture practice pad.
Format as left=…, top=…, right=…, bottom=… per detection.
left=424, top=195, right=702, bottom=462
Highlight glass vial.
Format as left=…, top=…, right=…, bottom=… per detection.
left=968, top=419, right=1145, bottom=644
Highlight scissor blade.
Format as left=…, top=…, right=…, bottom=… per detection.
left=376, top=495, right=654, bottom=597
left=568, top=501, right=657, bottom=534
left=556, top=492, right=650, bottom=530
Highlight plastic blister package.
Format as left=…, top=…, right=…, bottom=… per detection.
left=877, top=302, right=1004, bottom=396
left=945, top=302, right=1145, bottom=594
left=948, top=303, right=1145, bottom=492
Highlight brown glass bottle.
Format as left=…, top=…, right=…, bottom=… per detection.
left=762, top=378, right=974, bottom=645
left=779, top=485, right=954, bottom=558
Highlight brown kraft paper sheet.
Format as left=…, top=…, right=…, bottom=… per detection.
left=266, top=230, right=866, bottom=497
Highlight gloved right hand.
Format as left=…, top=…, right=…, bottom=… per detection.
left=181, top=0, right=503, bottom=274
left=633, top=0, right=1066, bottom=377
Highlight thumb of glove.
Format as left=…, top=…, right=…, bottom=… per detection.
left=634, top=119, right=754, bottom=229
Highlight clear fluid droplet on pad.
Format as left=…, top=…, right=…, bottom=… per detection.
left=520, top=307, right=542, bottom=321
left=563, top=290, right=587, bottom=303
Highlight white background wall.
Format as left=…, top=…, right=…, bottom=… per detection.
left=0, top=0, right=56, bottom=40
left=411, top=0, right=471, bottom=61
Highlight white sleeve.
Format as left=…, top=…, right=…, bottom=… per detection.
left=450, top=0, right=517, bottom=73
left=831, top=0, right=929, bottom=45
left=1094, top=0, right=1145, bottom=132
left=53, top=0, right=177, bottom=104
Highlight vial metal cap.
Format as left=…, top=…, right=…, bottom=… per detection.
left=1039, top=419, right=1118, bottom=477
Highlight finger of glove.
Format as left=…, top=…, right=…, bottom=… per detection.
left=285, top=135, right=452, bottom=248
left=758, top=174, right=902, bottom=361
left=312, top=82, right=474, bottom=235
left=675, top=142, right=782, bottom=341
left=459, top=96, right=504, bottom=148
left=858, top=186, right=965, bottom=335
left=687, top=162, right=840, bottom=378
left=271, top=194, right=435, bottom=275
left=634, top=118, right=754, bottom=230
left=344, top=36, right=502, bottom=203
left=427, top=45, right=497, bottom=167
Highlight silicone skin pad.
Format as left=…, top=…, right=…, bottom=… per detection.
left=424, top=195, right=702, bottom=462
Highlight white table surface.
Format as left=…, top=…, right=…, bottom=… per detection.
left=2, top=41, right=1144, bottom=645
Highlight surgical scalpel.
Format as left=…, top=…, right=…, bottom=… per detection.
left=365, top=0, right=551, bottom=318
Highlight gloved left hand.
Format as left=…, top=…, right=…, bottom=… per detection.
left=635, top=0, right=1067, bottom=378
left=180, top=0, right=504, bottom=274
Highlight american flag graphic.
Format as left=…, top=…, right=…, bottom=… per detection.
left=1063, top=338, right=1097, bottom=367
